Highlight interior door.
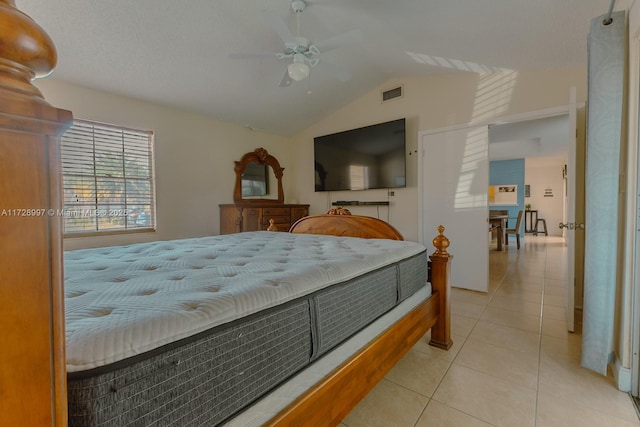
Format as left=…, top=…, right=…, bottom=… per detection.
left=565, top=87, right=578, bottom=332
left=420, top=125, right=489, bottom=292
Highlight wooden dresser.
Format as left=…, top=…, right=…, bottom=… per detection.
left=220, top=203, right=309, bottom=234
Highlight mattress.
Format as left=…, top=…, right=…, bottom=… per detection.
left=224, top=285, right=432, bottom=427
left=64, top=231, right=428, bottom=426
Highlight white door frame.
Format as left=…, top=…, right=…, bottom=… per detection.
left=628, top=24, right=640, bottom=397
left=567, top=87, right=578, bottom=332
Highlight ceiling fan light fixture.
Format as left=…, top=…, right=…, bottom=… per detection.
left=288, top=55, right=310, bottom=81
left=291, top=0, right=307, bottom=13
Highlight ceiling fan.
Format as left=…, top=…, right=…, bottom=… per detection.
left=229, top=0, right=363, bottom=87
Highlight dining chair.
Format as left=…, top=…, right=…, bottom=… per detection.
left=505, top=210, right=524, bottom=249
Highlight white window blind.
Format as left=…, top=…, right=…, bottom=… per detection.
left=60, top=119, right=155, bottom=235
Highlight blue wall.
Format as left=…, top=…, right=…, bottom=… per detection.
left=490, top=158, right=525, bottom=237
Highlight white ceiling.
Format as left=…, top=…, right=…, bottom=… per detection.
left=19, top=0, right=627, bottom=136
left=489, top=115, right=570, bottom=162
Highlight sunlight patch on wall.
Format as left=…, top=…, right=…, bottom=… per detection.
left=406, top=52, right=513, bottom=73
left=471, top=71, right=518, bottom=122
left=408, top=52, right=513, bottom=212
left=454, top=127, right=489, bottom=210
left=405, top=51, right=518, bottom=121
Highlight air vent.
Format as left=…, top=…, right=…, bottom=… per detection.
left=382, top=85, right=403, bottom=103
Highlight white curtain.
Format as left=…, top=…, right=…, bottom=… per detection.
left=582, top=10, right=627, bottom=375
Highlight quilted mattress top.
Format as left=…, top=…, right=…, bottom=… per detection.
left=64, top=231, right=425, bottom=372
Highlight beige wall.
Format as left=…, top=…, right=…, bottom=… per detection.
left=34, top=79, right=292, bottom=250
left=525, top=159, right=566, bottom=238
left=38, top=70, right=588, bottom=248
left=291, top=69, right=588, bottom=242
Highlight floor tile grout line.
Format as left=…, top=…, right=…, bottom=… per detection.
left=342, top=236, right=640, bottom=426
left=481, top=239, right=546, bottom=426
left=427, top=395, right=501, bottom=426
left=343, top=240, right=576, bottom=427
left=477, top=247, right=545, bottom=341
left=536, top=387, right=640, bottom=425
left=363, top=377, right=433, bottom=427
left=418, top=241, right=515, bottom=427
left=533, top=237, right=549, bottom=427
left=416, top=334, right=470, bottom=425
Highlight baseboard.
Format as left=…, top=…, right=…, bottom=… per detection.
left=612, top=355, right=632, bottom=392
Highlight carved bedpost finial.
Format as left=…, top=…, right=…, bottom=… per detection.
left=267, top=218, right=278, bottom=232
left=326, top=207, right=352, bottom=215
left=428, top=225, right=453, bottom=351
left=0, top=0, right=58, bottom=99
left=432, top=225, right=450, bottom=256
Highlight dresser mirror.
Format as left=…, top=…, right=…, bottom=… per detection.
left=241, top=162, right=268, bottom=197
left=234, top=148, right=284, bottom=203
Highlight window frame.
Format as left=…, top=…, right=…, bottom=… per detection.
left=60, top=119, right=156, bottom=237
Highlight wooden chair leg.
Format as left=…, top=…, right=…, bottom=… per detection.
left=516, top=234, right=520, bottom=249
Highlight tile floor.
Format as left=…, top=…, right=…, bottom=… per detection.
left=339, top=235, right=640, bottom=427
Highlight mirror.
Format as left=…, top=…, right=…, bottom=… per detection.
left=234, top=148, right=284, bottom=204
left=242, top=162, right=268, bottom=197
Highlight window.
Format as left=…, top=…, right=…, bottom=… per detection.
left=60, top=119, right=155, bottom=235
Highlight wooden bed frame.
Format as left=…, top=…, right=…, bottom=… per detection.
left=2, top=1, right=73, bottom=424
left=1, top=3, right=451, bottom=424
left=263, top=214, right=452, bottom=426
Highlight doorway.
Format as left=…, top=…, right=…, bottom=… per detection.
left=419, top=103, right=583, bottom=331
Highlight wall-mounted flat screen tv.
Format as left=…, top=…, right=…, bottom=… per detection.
left=314, top=118, right=406, bottom=192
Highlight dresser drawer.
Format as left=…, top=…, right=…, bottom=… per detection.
left=270, top=222, right=292, bottom=232
left=263, top=207, right=291, bottom=216
left=220, top=204, right=309, bottom=234
left=291, top=207, right=308, bottom=222
left=242, top=208, right=262, bottom=231
left=262, top=215, right=290, bottom=226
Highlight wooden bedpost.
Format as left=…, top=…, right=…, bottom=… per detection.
left=429, top=225, right=453, bottom=350
left=0, top=1, right=72, bottom=425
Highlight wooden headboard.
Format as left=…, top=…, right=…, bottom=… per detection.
left=289, top=214, right=404, bottom=240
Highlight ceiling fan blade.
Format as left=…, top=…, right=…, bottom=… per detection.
left=262, top=9, right=295, bottom=44
left=279, top=68, right=293, bottom=87
left=314, top=29, right=364, bottom=53
left=315, top=60, right=351, bottom=82
left=228, top=52, right=278, bottom=60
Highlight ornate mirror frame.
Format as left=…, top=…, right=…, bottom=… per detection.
left=234, top=147, right=284, bottom=203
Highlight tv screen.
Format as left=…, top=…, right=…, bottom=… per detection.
left=314, top=118, right=406, bottom=192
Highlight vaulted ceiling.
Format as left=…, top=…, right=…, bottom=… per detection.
left=20, top=0, right=626, bottom=136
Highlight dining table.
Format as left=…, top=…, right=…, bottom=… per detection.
left=489, top=214, right=509, bottom=251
